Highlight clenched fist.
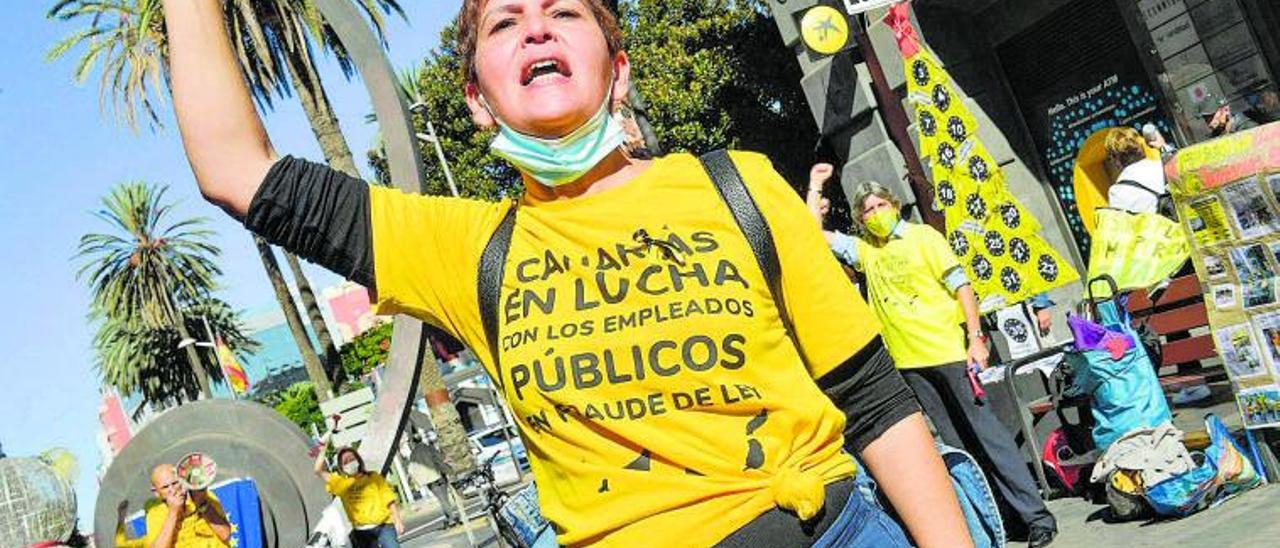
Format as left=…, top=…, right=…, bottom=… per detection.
left=809, top=163, right=835, bottom=189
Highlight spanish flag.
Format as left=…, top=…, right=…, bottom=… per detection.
left=217, top=336, right=251, bottom=394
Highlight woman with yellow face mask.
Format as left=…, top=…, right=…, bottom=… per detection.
left=809, top=170, right=1058, bottom=548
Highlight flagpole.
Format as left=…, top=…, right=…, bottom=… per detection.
left=203, top=315, right=240, bottom=400
left=852, top=11, right=944, bottom=231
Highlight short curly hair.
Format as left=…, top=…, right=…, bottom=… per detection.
left=456, top=0, right=624, bottom=84
left=1104, top=127, right=1147, bottom=169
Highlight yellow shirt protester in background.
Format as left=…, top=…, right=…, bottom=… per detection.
left=841, top=222, right=968, bottom=368
left=369, top=152, right=877, bottom=546
left=821, top=184, right=1060, bottom=543
left=141, top=492, right=230, bottom=548
left=326, top=472, right=399, bottom=527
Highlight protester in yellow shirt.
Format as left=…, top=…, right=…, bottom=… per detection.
left=161, top=0, right=969, bottom=545
left=139, top=464, right=231, bottom=548
left=315, top=439, right=405, bottom=548
left=809, top=171, right=1058, bottom=548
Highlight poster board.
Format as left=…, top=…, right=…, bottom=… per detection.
left=1167, top=121, right=1280, bottom=429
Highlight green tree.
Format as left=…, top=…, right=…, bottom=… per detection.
left=218, top=0, right=408, bottom=391
left=45, top=0, right=168, bottom=129
left=77, top=182, right=222, bottom=402
left=368, top=24, right=520, bottom=200
left=272, top=381, right=325, bottom=433
left=93, top=296, right=259, bottom=405
left=621, top=0, right=818, bottom=183
left=339, top=321, right=393, bottom=379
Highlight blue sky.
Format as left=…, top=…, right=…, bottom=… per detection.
left=0, top=2, right=456, bottom=530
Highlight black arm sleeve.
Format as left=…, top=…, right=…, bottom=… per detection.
left=242, top=156, right=376, bottom=289
left=816, top=336, right=921, bottom=453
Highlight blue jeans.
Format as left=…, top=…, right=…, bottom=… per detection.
left=812, top=473, right=912, bottom=548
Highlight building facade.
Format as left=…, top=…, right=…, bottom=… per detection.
left=321, top=281, right=381, bottom=346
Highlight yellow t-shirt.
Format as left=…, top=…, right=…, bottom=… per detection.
left=855, top=222, right=967, bottom=368
left=326, top=472, right=397, bottom=526
left=142, top=493, right=229, bottom=547
left=370, top=151, right=880, bottom=546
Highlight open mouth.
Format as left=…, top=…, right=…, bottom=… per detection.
left=521, top=58, right=571, bottom=86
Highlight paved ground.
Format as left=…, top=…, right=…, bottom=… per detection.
left=1006, top=376, right=1280, bottom=548
left=398, top=485, right=509, bottom=548
left=1010, top=484, right=1280, bottom=548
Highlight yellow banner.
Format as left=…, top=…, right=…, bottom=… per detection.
left=901, top=47, right=1079, bottom=312
left=1087, top=210, right=1190, bottom=297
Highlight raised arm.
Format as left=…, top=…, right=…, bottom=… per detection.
left=163, top=0, right=277, bottom=217
left=313, top=433, right=332, bottom=483
left=805, top=163, right=832, bottom=223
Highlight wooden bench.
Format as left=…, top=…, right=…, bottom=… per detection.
left=1125, top=274, right=1222, bottom=390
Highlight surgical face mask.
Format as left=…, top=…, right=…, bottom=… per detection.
left=864, top=208, right=900, bottom=239
left=341, top=460, right=360, bottom=476
left=486, top=87, right=626, bottom=187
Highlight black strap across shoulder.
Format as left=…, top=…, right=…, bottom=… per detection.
left=1113, top=179, right=1176, bottom=217
left=1113, top=179, right=1163, bottom=199
left=478, top=203, right=517, bottom=388
left=698, top=149, right=804, bottom=359
left=477, top=150, right=805, bottom=386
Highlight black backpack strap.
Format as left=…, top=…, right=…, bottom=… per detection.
left=698, top=150, right=805, bottom=359
left=1113, top=179, right=1163, bottom=199
left=1113, top=179, right=1176, bottom=217
left=478, top=203, right=518, bottom=389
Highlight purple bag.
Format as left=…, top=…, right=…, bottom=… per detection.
left=1067, top=314, right=1134, bottom=359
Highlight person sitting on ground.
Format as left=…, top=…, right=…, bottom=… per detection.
left=162, top=0, right=968, bottom=545
left=140, top=463, right=231, bottom=548
left=1105, top=127, right=1168, bottom=215
left=807, top=169, right=1058, bottom=548
left=314, top=439, right=405, bottom=548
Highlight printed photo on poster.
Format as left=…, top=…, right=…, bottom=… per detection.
left=1186, top=194, right=1233, bottom=246
left=1204, top=252, right=1228, bottom=279
left=1266, top=173, right=1280, bottom=205
left=1213, top=284, right=1238, bottom=309
left=1241, top=280, right=1276, bottom=309
left=1229, top=244, right=1278, bottom=308
left=1216, top=324, right=1268, bottom=379
left=1237, top=385, right=1280, bottom=429
left=1221, top=178, right=1280, bottom=240
left=1253, top=311, right=1280, bottom=378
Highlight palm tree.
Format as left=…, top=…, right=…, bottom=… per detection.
left=254, top=235, right=333, bottom=399
left=78, top=181, right=221, bottom=399
left=48, top=0, right=405, bottom=396
left=94, top=312, right=200, bottom=407
left=93, top=295, right=259, bottom=407
left=45, top=0, right=168, bottom=130
left=220, top=0, right=405, bottom=385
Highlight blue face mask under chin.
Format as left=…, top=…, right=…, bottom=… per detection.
left=486, top=92, right=627, bottom=187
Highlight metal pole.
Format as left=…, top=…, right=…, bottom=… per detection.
left=392, top=452, right=416, bottom=503
left=852, top=16, right=944, bottom=231
left=427, top=120, right=461, bottom=198
left=450, top=483, right=478, bottom=547
left=491, top=386, right=524, bottom=482
left=201, top=315, right=239, bottom=400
